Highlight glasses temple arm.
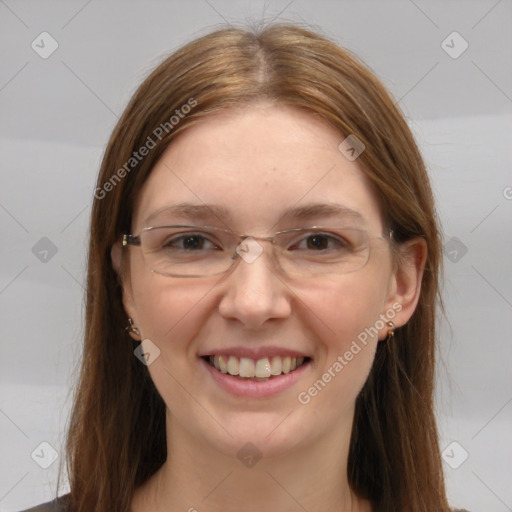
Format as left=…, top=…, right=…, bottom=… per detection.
left=122, top=234, right=141, bottom=247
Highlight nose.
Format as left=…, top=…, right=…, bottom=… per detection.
left=217, top=241, right=292, bottom=329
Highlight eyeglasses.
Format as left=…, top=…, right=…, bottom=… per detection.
left=122, top=225, right=393, bottom=278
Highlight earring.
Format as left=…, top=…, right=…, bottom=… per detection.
left=385, top=321, right=395, bottom=341
left=125, top=317, right=140, bottom=336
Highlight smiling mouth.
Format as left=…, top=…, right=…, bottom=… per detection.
left=202, top=355, right=311, bottom=381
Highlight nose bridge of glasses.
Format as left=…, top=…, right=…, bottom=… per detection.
left=232, top=233, right=278, bottom=268
left=236, top=233, right=275, bottom=253
left=238, top=232, right=276, bottom=243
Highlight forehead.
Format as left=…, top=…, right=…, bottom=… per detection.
left=133, top=104, right=383, bottom=232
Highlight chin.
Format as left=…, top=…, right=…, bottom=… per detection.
left=205, top=410, right=311, bottom=461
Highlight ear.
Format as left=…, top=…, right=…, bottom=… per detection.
left=111, top=242, right=140, bottom=341
left=380, top=237, right=427, bottom=339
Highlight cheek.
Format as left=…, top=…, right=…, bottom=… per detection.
left=131, top=274, right=213, bottom=356
left=298, top=267, right=389, bottom=348
left=131, top=278, right=216, bottom=414
left=294, top=270, right=389, bottom=404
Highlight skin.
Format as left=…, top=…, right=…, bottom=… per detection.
left=112, top=103, right=426, bottom=512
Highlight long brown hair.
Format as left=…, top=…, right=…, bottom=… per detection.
left=61, top=24, right=449, bottom=512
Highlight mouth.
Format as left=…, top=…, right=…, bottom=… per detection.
left=201, top=355, right=312, bottom=381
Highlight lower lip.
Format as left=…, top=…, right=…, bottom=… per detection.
left=200, top=357, right=311, bottom=398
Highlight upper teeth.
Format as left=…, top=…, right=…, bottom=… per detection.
left=209, top=355, right=305, bottom=378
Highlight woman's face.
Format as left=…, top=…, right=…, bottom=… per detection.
left=119, top=103, right=414, bottom=461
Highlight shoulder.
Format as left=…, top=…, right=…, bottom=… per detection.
left=16, top=493, right=71, bottom=512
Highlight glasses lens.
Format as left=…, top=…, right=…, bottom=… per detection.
left=136, top=226, right=376, bottom=277
left=140, top=226, right=235, bottom=276
left=274, top=227, right=371, bottom=276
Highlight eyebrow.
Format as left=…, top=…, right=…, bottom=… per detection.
left=144, top=202, right=365, bottom=226
left=280, top=203, right=365, bottom=224
left=145, top=203, right=233, bottom=225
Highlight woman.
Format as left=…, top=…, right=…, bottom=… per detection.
left=20, top=24, right=470, bottom=512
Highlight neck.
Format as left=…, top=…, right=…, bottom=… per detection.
left=132, top=409, right=373, bottom=512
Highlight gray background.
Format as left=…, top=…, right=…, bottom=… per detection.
left=1, top=1, right=511, bottom=510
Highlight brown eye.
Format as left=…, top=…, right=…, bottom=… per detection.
left=306, top=234, right=330, bottom=250
left=292, top=233, right=348, bottom=252
left=181, top=235, right=205, bottom=250
left=162, top=233, right=217, bottom=251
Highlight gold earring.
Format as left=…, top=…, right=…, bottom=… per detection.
left=125, top=317, right=140, bottom=336
left=385, top=321, right=395, bottom=341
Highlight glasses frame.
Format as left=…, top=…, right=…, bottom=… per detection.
left=122, top=224, right=394, bottom=278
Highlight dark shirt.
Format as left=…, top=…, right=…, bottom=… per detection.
left=17, top=493, right=69, bottom=511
